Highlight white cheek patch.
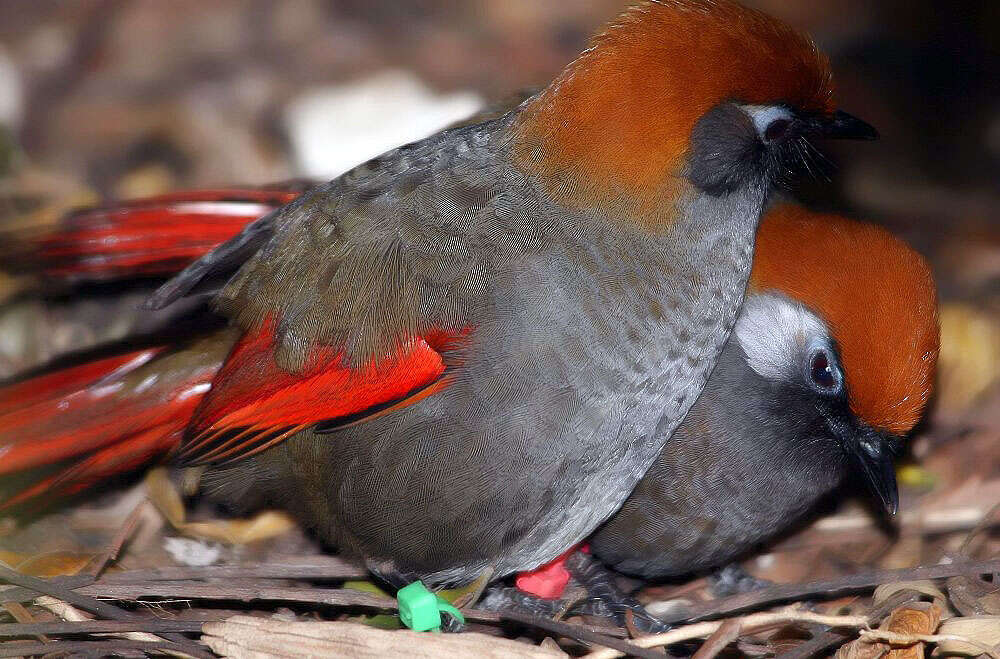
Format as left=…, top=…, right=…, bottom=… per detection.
left=734, top=292, right=831, bottom=381
left=742, top=105, right=795, bottom=139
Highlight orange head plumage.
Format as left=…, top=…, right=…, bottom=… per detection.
left=751, top=204, right=939, bottom=436
left=513, top=0, right=835, bottom=210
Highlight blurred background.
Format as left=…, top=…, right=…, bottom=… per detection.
left=0, top=0, right=999, bottom=601
left=0, top=1, right=998, bottom=367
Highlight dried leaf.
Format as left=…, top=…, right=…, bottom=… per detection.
left=145, top=467, right=296, bottom=544
left=875, top=581, right=953, bottom=618
left=946, top=575, right=996, bottom=617
left=835, top=637, right=887, bottom=659
left=934, top=616, right=1000, bottom=657
left=937, top=303, right=1000, bottom=414
left=113, top=163, right=177, bottom=199
left=886, top=602, right=942, bottom=634
left=883, top=602, right=943, bottom=659
left=342, top=580, right=403, bottom=627
left=444, top=569, right=493, bottom=609
left=202, top=615, right=567, bottom=658
left=979, top=592, right=1000, bottom=615
left=0, top=270, right=27, bottom=306
left=842, top=602, right=944, bottom=659
left=896, top=465, right=937, bottom=490
left=343, top=581, right=391, bottom=598
left=0, top=550, right=95, bottom=577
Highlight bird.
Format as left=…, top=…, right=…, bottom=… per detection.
left=588, top=203, right=939, bottom=581
left=469, top=203, right=939, bottom=629
left=0, top=0, right=877, bottom=603
left=0, top=202, right=936, bottom=633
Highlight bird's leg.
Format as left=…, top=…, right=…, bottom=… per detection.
left=564, top=551, right=671, bottom=635
left=439, top=569, right=494, bottom=632
left=367, top=564, right=498, bottom=633
left=708, top=563, right=770, bottom=597
left=449, top=569, right=494, bottom=609
left=480, top=582, right=617, bottom=624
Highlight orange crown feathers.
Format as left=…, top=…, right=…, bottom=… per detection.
left=514, top=0, right=834, bottom=207
left=751, top=204, right=939, bottom=435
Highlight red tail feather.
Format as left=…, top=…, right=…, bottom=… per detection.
left=0, top=350, right=160, bottom=415
left=0, top=334, right=234, bottom=509
left=21, top=187, right=304, bottom=282
left=2, top=424, right=180, bottom=509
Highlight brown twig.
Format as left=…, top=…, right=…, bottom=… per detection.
left=691, top=619, right=742, bottom=659
left=88, top=499, right=149, bottom=578
left=75, top=581, right=401, bottom=609
left=0, top=575, right=95, bottom=604
left=98, top=557, right=368, bottom=583
left=0, top=618, right=214, bottom=637
left=659, top=559, right=1000, bottom=624
left=0, top=561, right=142, bottom=622
left=0, top=639, right=197, bottom=658
left=958, top=500, right=1000, bottom=556
left=773, top=628, right=853, bottom=659
left=587, top=610, right=870, bottom=659
left=2, top=601, right=48, bottom=643
left=500, top=609, right=667, bottom=659
left=0, top=563, right=213, bottom=659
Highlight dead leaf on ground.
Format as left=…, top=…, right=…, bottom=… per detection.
left=201, top=615, right=568, bottom=658
left=145, top=468, right=297, bottom=545
left=937, top=304, right=1000, bottom=415
left=837, top=602, right=943, bottom=659
left=0, top=550, right=95, bottom=577
left=874, top=581, right=953, bottom=618
left=933, top=616, right=1000, bottom=656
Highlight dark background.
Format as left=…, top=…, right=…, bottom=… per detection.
left=0, top=2, right=995, bottom=192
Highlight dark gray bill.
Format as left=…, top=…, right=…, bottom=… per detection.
left=849, top=427, right=900, bottom=515
left=804, top=110, right=879, bottom=141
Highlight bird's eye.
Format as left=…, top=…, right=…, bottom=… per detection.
left=808, top=348, right=841, bottom=393
left=764, top=118, right=792, bottom=142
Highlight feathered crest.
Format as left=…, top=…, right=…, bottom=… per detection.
left=515, top=0, right=834, bottom=206
left=751, top=205, right=939, bottom=435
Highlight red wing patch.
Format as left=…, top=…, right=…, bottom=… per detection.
left=179, top=321, right=460, bottom=465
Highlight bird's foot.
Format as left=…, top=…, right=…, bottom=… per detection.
left=440, top=610, right=467, bottom=633
left=565, top=551, right=671, bottom=635
left=709, top=563, right=770, bottom=597
left=480, top=585, right=565, bottom=616
left=369, top=566, right=494, bottom=633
